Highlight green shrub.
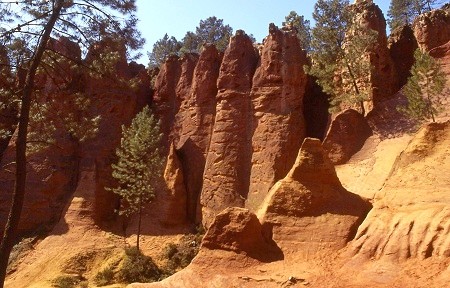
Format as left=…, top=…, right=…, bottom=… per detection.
left=117, top=247, right=161, bottom=283
left=51, top=275, right=82, bottom=288
left=94, top=266, right=115, bottom=286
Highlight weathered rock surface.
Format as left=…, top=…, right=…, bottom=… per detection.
left=152, top=55, right=182, bottom=147
left=83, top=39, right=150, bottom=223
left=349, top=121, right=450, bottom=261
left=200, top=31, right=258, bottom=227
left=0, top=38, right=150, bottom=235
left=388, top=25, right=418, bottom=87
left=246, top=24, right=308, bottom=211
left=171, top=54, right=199, bottom=146
left=160, top=143, right=187, bottom=225
left=176, top=45, right=222, bottom=223
left=0, top=37, right=83, bottom=235
left=323, top=109, right=373, bottom=165
left=413, top=7, right=450, bottom=52
left=430, top=40, right=450, bottom=76
left=259, top=138, right=371, bottom=257
left=202, top=207, right=282, bottom=261
left=351, top=0, right=398, bottom=106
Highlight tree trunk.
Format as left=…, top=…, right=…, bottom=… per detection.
left=137, top=195, right=142, bottom=251
left=346, top=63, right=365, bottom=116
left=0, top=1, right=64, bottom=286
left=425, top=78, right=435, bottom=122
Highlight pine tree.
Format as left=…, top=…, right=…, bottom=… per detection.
left=194, top=16, right=233, bottom=52
left=0, top=1, right=142, bottom=285
left=307, top=0, right=378, bottom=115
left=388, top=0, right=444, bottom=30
left=148, top=34, right=182, bottom=68
left=402, top=49, right=446, bottom=122
left=283, top=11, right=312, bottom=52
left=108, top=106, right=165, bottom=251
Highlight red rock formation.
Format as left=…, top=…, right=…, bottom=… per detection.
left=171, top=54, right=199, bottom=146
left=200, top=31, right=259, bottom=227
left=247, top=24, right=308, bottom=211
left=83, top=38, right=149, bottom=223
left=323, top=109, right=373, bottom=165
left=430, top=40, right=450, bottom=76
left=201, top=207, right=282, bottom=261
left=159, top=143, right=187, bottom=225
left=388, top=25, right=418, bottom=88
left=0, top=46, right=17, bottom=159
left=176, top=44, right=222, bottom=223
left=259, top=138, right=371, bottom=257
left=351, top=0, right=398, bottom=106
left=413, top=7, right=450, bottom=52
left=0, top=38, right=83, bottom=235
left=152, top=55, right=181, bottom=147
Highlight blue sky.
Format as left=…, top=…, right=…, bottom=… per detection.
left=135, top=0, right=391, bottom=64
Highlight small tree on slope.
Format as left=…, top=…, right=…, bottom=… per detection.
left=108, top=106, right=165, bottom=251
left=402, top=49, right=447, bottom=122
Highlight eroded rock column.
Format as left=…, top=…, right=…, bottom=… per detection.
left=200, top=31, right=258, bottom=227
left=246, top=24, right=308, bottom=211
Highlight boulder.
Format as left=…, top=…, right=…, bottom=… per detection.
left=388, top=25, right=419, bottom=87
left=413, top=7, right=450, bottom=52
left=202, top=207, right=282, bottom=261
left=247, top=24, right=308, bottom=211
left=200, top=31, right=259, bottom=227
left=323, top=109, right=373, bottom=164
left=259, top=138, right=372, bottom=257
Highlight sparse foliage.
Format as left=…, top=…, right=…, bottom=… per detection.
left=0, top=1, right=143, bottom=286
left=283, top=11, right=312, bottom=52
left=307, top=0, right=378, bottom=115
left=388, top=0, right=444, bottom=30
left=401, top=49, right=446, bottom=122
left=194, top=16, right=233, bottom=52
left=148, top=34, right=182, bottom=68
left=108, top=106, right=164, bottom=250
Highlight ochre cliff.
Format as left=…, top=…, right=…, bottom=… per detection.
left=247, top=24, right=308, bottom=212
left=200, top=31, right=259, bottom=227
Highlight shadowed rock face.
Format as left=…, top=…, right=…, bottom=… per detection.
left=413, top=7, right=450, bottom=52
left=200, top=31, right=259, bottom=227
left=176, top=45, right=222, bottom=223
left=303, top=75, right=330, bottom=141
left=247, top=24, right=308, bottom=212
left=323, top=109, right=373, bottom=165
left=388, top=25, right=418, bottom=88
left=259, top=138, right=372, bottom=257
left=83, top=39, right=150, bottom=223
left=0, top=37, right=84, bottom=235
left=0, top=46, right=17, bottom=159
